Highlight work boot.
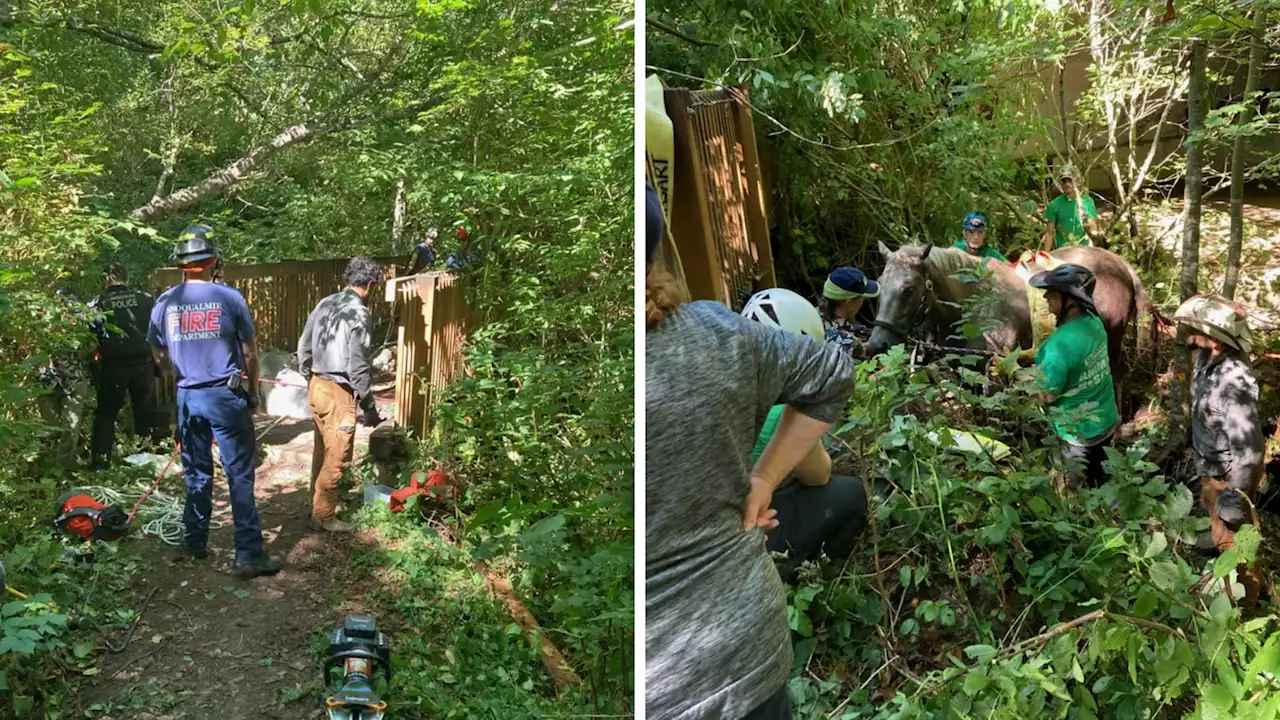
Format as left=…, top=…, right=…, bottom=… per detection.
left=170, top=546, right=208, bottom=563
left=233, top=554, right=283, bottom=579
left=309, top=517, right=355, bottom=533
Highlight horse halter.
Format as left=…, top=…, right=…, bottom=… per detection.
left=872, top=276, right=935, bottom=340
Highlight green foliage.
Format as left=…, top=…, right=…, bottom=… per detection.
left=649, top=0, right=1058, bottom=282
left=779, top=346, right=1279, bottom=718
left=355, top=504, right=601, bottom=718
left=2, top=0, right=631, bottom=713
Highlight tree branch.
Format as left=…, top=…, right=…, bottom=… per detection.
left=128, top=95, right=443, bottom=222
left=646, top=17, right=720, bottom=47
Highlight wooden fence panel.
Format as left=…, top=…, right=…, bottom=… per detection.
left=662, top=86, right=774, bottom=311
left=148, top=255, right=402, bottom=353
left=148, top=256, right=471, bottom=438
left=386, top=272, right=470, bottom=438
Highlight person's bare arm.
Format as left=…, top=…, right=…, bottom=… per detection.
left=744, top=408, right=834, bottom=529
left=152, top=347, right=173, bottom=383
left=1041, top=223, right=1056, bottom=251
left=791, top=442, right=833, bottom=487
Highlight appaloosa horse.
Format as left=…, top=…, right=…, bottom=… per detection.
left=865, top=243, right=1157, bottom=395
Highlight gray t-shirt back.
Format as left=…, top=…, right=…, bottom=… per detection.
left=646, top=301, right=853, bottom=720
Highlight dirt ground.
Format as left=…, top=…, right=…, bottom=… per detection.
left=72, top=393, right=394, bottom=719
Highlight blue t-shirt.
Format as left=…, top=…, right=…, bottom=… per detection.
left=147, top=281, right=256, bottom=388
left=446, top=249, right=475, bottom=270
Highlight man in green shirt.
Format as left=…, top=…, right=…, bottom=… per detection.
left=1041, top=168, right=1100, bottom=250
left=1028, top=264, right=1118, bottom=488
left=952, top=211, right=1007, bottom=262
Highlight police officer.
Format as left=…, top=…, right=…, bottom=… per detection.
left=147, top=224, right=282, bottom=577
left=89, top=262, right=159, bottom=468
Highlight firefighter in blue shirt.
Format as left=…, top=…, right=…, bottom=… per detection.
left=147, top=224, right=282, bottom=578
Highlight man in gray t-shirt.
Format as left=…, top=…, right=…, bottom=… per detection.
left=646, top=300, right=852, bottom=719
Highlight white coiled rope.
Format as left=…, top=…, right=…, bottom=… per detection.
left=73, top=484, right=231, bottom=546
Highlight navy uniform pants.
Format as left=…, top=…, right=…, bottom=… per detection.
left=91, top=358, right=159, bottom=460
left=176, top=384, right=265, bottom=561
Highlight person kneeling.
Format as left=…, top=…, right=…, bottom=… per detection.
left=742, top=289, right=869, bottom=582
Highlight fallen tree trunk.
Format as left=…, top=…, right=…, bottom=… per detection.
left=476, top=563, right=583, bottom=694
left=129, top=97, right=441, bottom=222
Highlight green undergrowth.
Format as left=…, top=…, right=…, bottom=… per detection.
left=0, top=500, right=150, bottom=718
left=785, top=344, right=1280, bottom=719
left=350, top=502, right=587, bottom=719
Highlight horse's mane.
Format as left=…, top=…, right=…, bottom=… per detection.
left=922, top=245, right=977, bottom=278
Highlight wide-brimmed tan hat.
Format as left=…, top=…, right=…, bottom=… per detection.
left=1173, top=295, right=1253, bottom=354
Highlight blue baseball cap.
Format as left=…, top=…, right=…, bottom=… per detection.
left=962, top=212, right=987, bottom=231
left=646, top=183, right=663, bottom=267
left=825, top=267, right=880, bottom=299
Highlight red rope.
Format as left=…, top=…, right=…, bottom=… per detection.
left=258, top=377, right=309, bottom=390
left=126, top=444, right=181, bottom=526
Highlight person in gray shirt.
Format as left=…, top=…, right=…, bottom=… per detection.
left=645, top=184, right=854, bottom=719
left=1173, top=295, right=1265, bottom=606
left=297, top=257, right=387, bottom=533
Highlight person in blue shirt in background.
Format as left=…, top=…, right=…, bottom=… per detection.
left=445, top=226, right=476, bottom=270
left=148, top=224, right=282, bottom=578
left=403, top=228, right=439, bottom=276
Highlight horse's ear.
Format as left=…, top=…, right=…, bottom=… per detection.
left=920, top=244, right=933, bottom=263
left=878, top=241, right=894, bottom=260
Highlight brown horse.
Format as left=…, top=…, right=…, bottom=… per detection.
left=865, top=243, right=1157, bottom=393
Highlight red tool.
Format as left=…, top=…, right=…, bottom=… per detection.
left=53, top=445, right=181, bottom=541
left=388, top=470, right=455, bottom=512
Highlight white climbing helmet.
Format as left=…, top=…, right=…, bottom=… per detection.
left=741, top=288, right=824, bottom=338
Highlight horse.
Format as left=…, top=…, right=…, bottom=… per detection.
left=865, top=243, right=1158, bottom=404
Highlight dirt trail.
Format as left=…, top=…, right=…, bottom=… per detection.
left=74, top=403, right=390, bottom=719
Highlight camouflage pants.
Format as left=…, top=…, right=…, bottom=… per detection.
left=37, top=379, right=89, bottom=465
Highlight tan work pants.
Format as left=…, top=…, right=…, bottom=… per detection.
left=1200, top=476, right=1264, bottom=607
left=309, top=376, right=356, bottom=522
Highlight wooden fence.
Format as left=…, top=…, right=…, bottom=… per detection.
left=148, top=256, right=402, bottom=352
left=660, top=86, right=775, bottom=311
left=385, top=272, right=470, bottom=438
left=148, top=258, right=470, bottom=438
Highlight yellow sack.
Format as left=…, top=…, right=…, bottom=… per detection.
left=644, top=74, right=689, bottom=298
left=1015, top=251, right=1061, bottom=352
left=645, top=74, right=673, bottom=222
left=926, top=428, right=1013, bottom=462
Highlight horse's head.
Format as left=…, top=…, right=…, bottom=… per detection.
left=866, top=242, right=934, bottom=356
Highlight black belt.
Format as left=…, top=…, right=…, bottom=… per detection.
left=181, top=377, right=235, bottom=390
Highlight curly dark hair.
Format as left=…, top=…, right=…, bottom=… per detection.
left=105, top=261, right=128, bottom=283
left=344, top=257, right=383, bottom=288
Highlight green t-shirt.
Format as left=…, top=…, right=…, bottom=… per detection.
left=951, top=240, right=1007, bottom=262
left=751, top=405, right=786, bottom=465
left=1035, top=313, right=1118, bottom=444
left=1043, top=194, right=1098, bottom=248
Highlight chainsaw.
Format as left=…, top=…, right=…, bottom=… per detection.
left=324, top=614, right=391, bottom=720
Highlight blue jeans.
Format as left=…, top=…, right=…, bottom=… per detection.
left=176, top=384, right=264, bottom=561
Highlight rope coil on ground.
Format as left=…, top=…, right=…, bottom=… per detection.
left=74, top=484, right=231, bottom=546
